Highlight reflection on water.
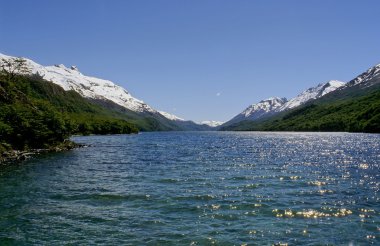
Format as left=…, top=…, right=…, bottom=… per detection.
left=0, top=132, right=379, bottom=244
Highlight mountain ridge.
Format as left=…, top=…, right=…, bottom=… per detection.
left=220, top=63, right=380, bottom=132
left=0, top=53, right=156, bottom=114
left=2, top=52, right=379, bottom=133
left=0, top=53, right=211, bottom=131
left=221, top=80, right=345, bottom=128
left=223, top=97, right=288, bottom=127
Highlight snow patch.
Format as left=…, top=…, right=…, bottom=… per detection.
left=225, top=80, right=345, bottom=126
left=158, top=111, right=185, bottom=121
left=200, top=120, right=224, bottom=127
left=0, top=53, right=156, bottom=113
left=242, top=97, right=288, bottom=118
left=346, top=64, right=380, bottom=87
left=277, top=80, right=345, bottom=111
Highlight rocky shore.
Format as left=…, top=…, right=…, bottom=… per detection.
left=0, top=140, right=81, bottom=165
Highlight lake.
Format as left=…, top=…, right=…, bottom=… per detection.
left=0, top=132, right=379, bottom=245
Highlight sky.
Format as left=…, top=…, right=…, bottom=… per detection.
left=1, top=0, right=379, bottom=122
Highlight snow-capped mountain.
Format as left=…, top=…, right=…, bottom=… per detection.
left=0, top=53, right=220, bottom=130
left=242, top=97, right=288, bottom=118
left=0, top=53, right=155, bottom=113
left=223, top=80, right=345, bottom=127
left=345, top=64, right=380, bottom=87
left=200, top=120, right=224, bottom=127
left=158, top=111, right=185, bottom=121
left=225, top=97, right=288, bottom=125
left=276, top=80, right=345, bottom=112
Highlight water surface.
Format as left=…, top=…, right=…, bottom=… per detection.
left=0, top=132, right=379, bottom=245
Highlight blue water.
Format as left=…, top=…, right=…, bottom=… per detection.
left=0, top=132, right=379, bottom=245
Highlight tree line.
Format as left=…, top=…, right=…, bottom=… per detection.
left=0, top=57, right=138, bottom=153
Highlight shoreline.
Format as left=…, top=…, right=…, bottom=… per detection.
left=0, top=140, right=81, bottom=165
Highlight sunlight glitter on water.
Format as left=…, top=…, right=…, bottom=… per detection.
left=0, top=132, right=379, bottom=245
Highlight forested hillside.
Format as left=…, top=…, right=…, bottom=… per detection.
left=0, top=59, right=139, bottom=154
left=221, top=81, right=380, bottom=133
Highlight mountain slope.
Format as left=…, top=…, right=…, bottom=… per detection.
left=158, top=111, right=185, bottom=121
left=276, top=80, right=345, bottom=112
left=0, top=53, right=210, bottom=131
left=221, top=80, right=345, bottom=129
left=222, top=64, right=380, bottom=132
left=345, top=64, right=380, bottom=87
left=222, top=97, right=287, bottom=128
left=0, top=53, right=156, bottom=114
left=0, top=72, right=141, bottom=156
left=157, top=111, right=214, bottom=130
left=200, top=121, right=224, bottom=127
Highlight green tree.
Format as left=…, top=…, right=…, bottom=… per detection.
left=0, top=57, right=31, bottom=82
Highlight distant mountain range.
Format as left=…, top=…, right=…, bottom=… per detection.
left=200, top=120, right=224, bottom=127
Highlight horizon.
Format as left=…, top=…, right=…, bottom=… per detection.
left=1, top=0, right=379, bottom=122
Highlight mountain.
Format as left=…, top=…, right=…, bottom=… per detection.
left=345, top=64, right=380, bottom=87
left=0, top=53, right=210, bottom=131
left=0, top=67, right=140, bottom=156
left=223, top=97, right=287, bottom=127
left=221, top=80, right=345, bottom=129
left=157, top=110, right=222, bottom=129
left=158, top=111, right=213, bottom=131
left=222, top=64, right=380, bottom=132
left=0, top=53, right=157, bottom=114
left=158, top=111, right=185, bottom=121
left=200, top=121, right=224, bottom=127
left=276, top=80, right=345, bottom=112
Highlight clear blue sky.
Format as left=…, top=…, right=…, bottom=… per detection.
left=1, top=0, right=379, bottom=122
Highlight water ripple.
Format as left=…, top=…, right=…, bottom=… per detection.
left=0, top=132, right=379, bottom=245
